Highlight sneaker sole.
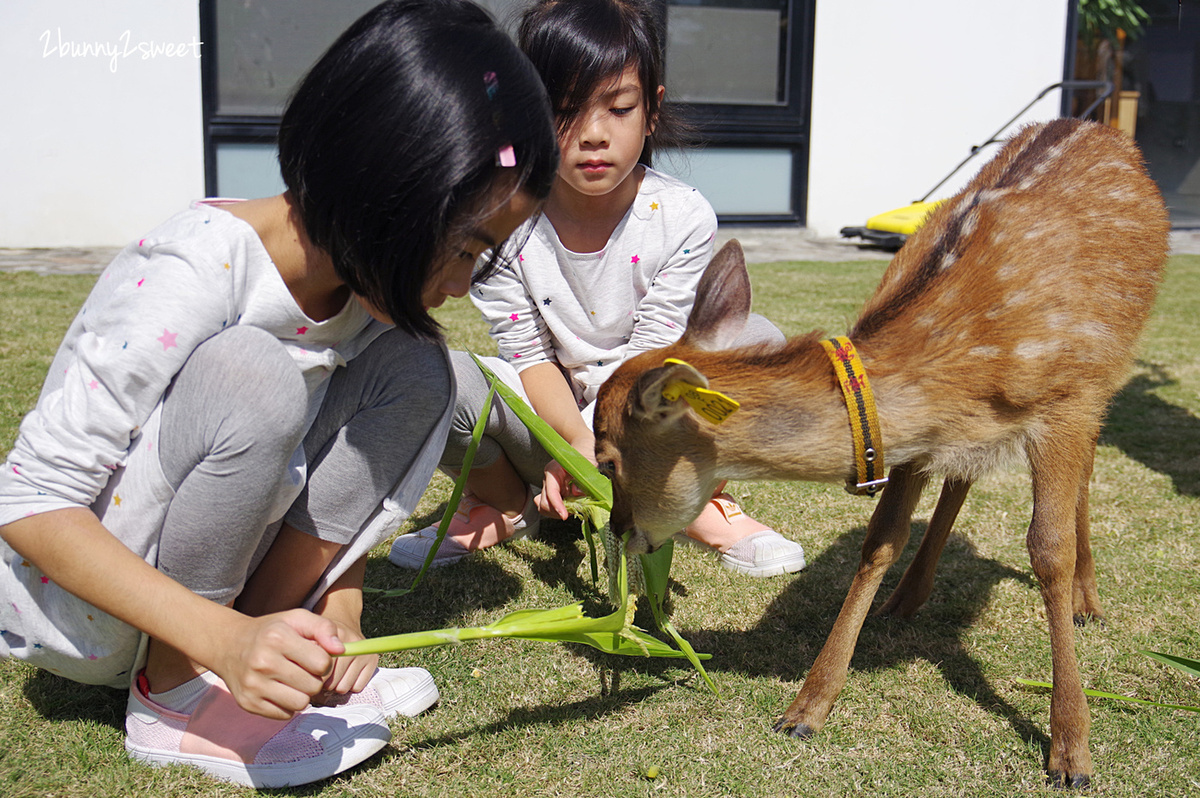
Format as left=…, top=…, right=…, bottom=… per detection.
left=125, top=720, right=390, bottom=788
left=720, top=556, right=807, bottom=578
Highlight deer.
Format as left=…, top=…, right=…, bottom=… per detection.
left=592, top=119, right=1170, bottom=788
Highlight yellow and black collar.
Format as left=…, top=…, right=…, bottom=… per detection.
left=819, top=336, right=887, bottom=496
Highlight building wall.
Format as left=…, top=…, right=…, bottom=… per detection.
left=0, top=1, right=1067, bottom=246
left=0, top=1, right=204, bottom=247
left=806, top=0, right=1069, bottom=237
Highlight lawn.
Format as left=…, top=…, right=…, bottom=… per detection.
left=1, top=255, right=1198, bottom=798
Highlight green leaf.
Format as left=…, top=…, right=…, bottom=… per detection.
left=364, top=381, right=498, bottom=598
left=470, top=353, right=612, bottom=508
left=1015, top=678, right=1200, bottom=713
left=1140, top=650, right=1200, bottom=680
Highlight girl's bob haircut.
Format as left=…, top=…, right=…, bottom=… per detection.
left=279, top=0, right=558, bottom=338
left=517, top=0, right=687, bottom=166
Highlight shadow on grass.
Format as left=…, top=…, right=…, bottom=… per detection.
left=353, top=495, right=1091, bottom=764
left=1101, top=364, right=1200, bottom=496
left=554, top=517, right=1058, bottom=760
left=402, top=684, right=667, bottom=755
left=700, top=521, right=1049, bottom=750
left=22, top=671, right=125, bottom=730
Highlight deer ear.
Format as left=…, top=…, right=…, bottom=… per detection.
left=632, top=360, right=710, bottom=423
left=681, top=239, right=751, bottom=352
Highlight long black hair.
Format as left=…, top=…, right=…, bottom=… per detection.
left=517, top=0, right=689, bottom=166
left=278, top=0, right=558, bottom=338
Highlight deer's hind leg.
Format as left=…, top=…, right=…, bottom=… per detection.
left=775, top=463, right=929, bottom=738
left=1026, top=428, right=1097, bottom=789
left=876, top=476, right=972, bottom=618
left=1072, top=437, right=1104, bottom=627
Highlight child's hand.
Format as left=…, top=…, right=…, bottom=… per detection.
left=315, top=618, right=378, bottom=702
left=537, top=454, right=591, bottom=520
left=216, top=609, right=346, bottom=720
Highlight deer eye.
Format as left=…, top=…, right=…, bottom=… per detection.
left=597, top=460, right=616, bottom=479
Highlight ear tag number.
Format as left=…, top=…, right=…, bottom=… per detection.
left=661, top=358, right=740, bottom=424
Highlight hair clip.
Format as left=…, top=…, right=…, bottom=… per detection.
left=484, top=71, right=499, bottom=99
left=496, top=144, right=517, bottom=168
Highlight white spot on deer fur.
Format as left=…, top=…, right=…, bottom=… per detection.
left=996, top=262, right=1018, bottom=280
left=977, top=188, right=1009, bottom=204
left=1074, top=320, right=1114, bottom=342
left=968, top=345, right=1001, bottom=359
left=1016, top=340, right=1053, bottom=360
left=959, top=209, right=979, bottom=239
left=939, top=251, right=958, bottom=271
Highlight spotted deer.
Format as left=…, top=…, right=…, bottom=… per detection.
left=592, top=119, right=1170, bottom=788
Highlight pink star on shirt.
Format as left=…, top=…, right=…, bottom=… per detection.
left=137, top=278, right=145, bottom=287
left=510, top=313, right=519, bottom=322
left=157, top=329, right=178, bottom=350
left=297, top=326, right=309, bottom=335
left=88, top=380, right=99, bottom=390
left=631, top=255, right=640, bottom=264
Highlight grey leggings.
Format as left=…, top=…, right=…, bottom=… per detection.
left=157, top=325, right=450, bottom=604
left=441, top=314, right=786, bottom=487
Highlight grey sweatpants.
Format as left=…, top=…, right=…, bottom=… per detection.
left=0, top=324, right=450, bottom=686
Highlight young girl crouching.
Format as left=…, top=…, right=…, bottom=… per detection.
left=0, top=0, right=557, bottom=787
left=391, top=0, right=806, bottom=579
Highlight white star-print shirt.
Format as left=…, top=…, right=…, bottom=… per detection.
left=472, top=168, right=717, bottom=408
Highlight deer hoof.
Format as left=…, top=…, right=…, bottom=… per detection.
left=772, top=717, right=816, bottom=739
left=1047, top=770, right=1092, bottom=791
left=1073, top=613, right=1106, bottom=629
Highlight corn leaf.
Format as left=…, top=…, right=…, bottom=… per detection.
left=364, top=381, right=498, bottom=598
left=470, top=353, right=612, bottom=508
left=1140, top=650, right=1200, bottom=679
left=1015, top=678, right=1200, bottom=713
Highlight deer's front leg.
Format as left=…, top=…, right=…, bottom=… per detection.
left=774, top=464, right=929, bottom=738
left=1027, top=431, right=1095, bottom=789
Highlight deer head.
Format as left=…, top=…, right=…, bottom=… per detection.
left=594, top=240, right=754, bottom=554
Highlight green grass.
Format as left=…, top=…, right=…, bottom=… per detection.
left=2, top=258, right=1199, bottom=797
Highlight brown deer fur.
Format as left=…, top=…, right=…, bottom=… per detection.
left=592, top=119, right=1170, bottom=788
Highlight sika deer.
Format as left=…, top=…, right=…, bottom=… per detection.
left=592, top=119, right=1170, bottom=788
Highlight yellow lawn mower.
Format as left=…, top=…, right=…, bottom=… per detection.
left=839, top=80, right=1113, bottom=251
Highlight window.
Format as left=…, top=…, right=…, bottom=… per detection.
left=199, top=0, right=815, bottom=221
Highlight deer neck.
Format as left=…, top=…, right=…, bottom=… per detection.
left=680, top=333, right=932, bottom=489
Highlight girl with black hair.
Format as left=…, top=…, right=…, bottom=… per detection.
left=0, top=0, right=556, bottom=787
left=392, top=0, right=806, bottom=579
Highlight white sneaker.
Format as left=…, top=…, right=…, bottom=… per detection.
left=316, top=667, right=439, bottom=719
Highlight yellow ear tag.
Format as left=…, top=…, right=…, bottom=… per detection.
left=661, top=358, right=740, bottom=424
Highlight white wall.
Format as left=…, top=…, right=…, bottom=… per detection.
left=0, top=1, right=205, bottom=247
left=806, top=1, right=1070, bottom=237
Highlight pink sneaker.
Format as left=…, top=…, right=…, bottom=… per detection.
left=315, top=667, right=439, bottom=719
left=389, top=489, right=538, bottom=569
left=124, top=672, right=391, bottom=788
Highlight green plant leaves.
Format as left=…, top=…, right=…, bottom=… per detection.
left=469, top=353, right=612, bottom=508
left=1016, top=650, right=1200, bottom=714
left=352, top=354, right=718, bottom=692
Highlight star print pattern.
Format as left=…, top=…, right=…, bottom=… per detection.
left=469, top=168, right=716, bottom=403
left=0, top=200, right=395, bottom=683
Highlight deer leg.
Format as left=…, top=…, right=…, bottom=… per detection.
left=876, top=477, right=972, bottom=618
left=1072, top=439, right=1104, bottom=627
left=1026, top=433, right=1094, bottom=789
left=775, top=463, right=929, bottom=738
